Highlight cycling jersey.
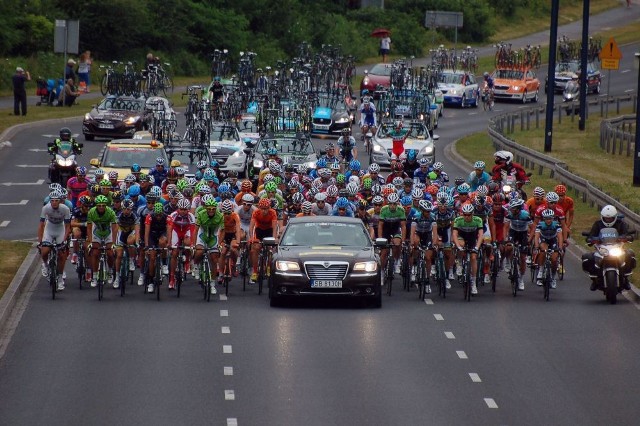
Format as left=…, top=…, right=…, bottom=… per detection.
left=40, top=203, right=71, bottom=244
left=66, top=176, right=88, bottom=205
left=195, top=209, right=223, bottom=246
left=71, top=207, right=88, bottom=226
left=505, top=210, right=532, bottom=232
left=145, top=213, right=168, bottom=243
left=117, top=211, right=139, bottom=233
left=379, top=205, right=406, bottom=238
left=235, top=205, right=256, bottom=232
left=167, top=211, right=196, bottom=234
left=413, top=168, right=433, bottom=184
left=360, top=104, right=377, bottom=127
left=467, top=171, right=491, bottom=191
left=311, top=202, right=331, bottom=216
left=222, top=212, right=240, bottom=234
left=526, top=198, right=546, bottom=216
left=557, top=196, right=574, bottom=215
left=431, top=207, right=455, bottom=245
left=535, top=221, right=562, bottom=242
left=412, top=211, right=435, bottom=246
left=251, top=208, right=277, bottom=231
left=87, top=206, right=117, bottom=238
left=453, top=216, right=483, bottom=245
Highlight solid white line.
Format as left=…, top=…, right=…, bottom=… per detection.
left=225, top=390, right=235, bottom=400
left=224, top=366, right=234, bottom=376
left=621, top=69, right=631, bottom=74
left=227, top=419, right=238, bottom=426
left=457, top=350, right=468, bottom=359
left=469, top=373, right=482, bottom=383
left=444, top=331, right=455, bottom=339
left=220, top=309, right=229, bottom=317
left=625, top=89, right=634, bottom=93
left=0, top=200, right=29, bottom=206
left=0, top=221, right=9, bottom=227
left=219, top=294, right=228, bottom=301
left=424, top=299, right=434, bottom=305
left=222, top=326, right=230, bottom=334
left=434, top=313, right=444, bottom=321
left=484, top=398, right=498, bottom=408
left=223, top=345, right=232, bottom=354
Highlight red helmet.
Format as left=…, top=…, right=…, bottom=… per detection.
left=167, top=167, right=178, bottom=179
left=555, top=184, right=567, bottom=195
left=393, top=162, right=404, bottom=172
left=258, top=198, right=271, bottom=209
left=241, top=180, right=252, bottom=191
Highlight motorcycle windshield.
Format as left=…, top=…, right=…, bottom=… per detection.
left=58, top=141, right=73, bottom=157
left=598, top=228, right=619, bottom=244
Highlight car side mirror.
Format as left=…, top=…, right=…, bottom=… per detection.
left=432, top=135, right=440, bottom=141
left=375, top=238, right=388, bottom=247
left=90, top=158, right=100, bottom=167
left=263, top=237, right=277, bottom=246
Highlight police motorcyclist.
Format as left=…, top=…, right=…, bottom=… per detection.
left=581, top=205, right=636, bottom=291
left=491, top=150, right=529, bottom=193
left=48, top=127, right=82, bottom=156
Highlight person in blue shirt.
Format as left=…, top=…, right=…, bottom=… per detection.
left=467, top=160, right=492, bottom=191
left=331, top=197, right=354, bottom=217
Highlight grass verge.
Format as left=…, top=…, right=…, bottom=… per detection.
left=0, top=241, right=32, bottom=299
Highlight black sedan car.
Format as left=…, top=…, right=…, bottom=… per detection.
left=266, top=216, right=384, bottom=307
left=82, top=96, right=148, bottom=141
left=545, top=61, right=601, bottom=94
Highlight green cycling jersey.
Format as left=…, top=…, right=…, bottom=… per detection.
left=87, top=206, right=117, bottom=238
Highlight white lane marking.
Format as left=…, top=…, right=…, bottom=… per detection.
left=225, top=390, right=235, bottom=400
left=223, top=345, right=232, bottom=354
left=0, top=221, right=10, bottom=227
left=0, top=179, right=45, bottom=186
left=484, top=398, right=498, bottom=408
left=28, top=148, right=48, bottom=152
left=219, top=294, right=228, bottom=301
left=224, top=366, right=234, bottom=376
left=457, top=350, right=468, bottom=359
left=15, top=164, right=49, bottom=168
left=444, top=331, right=455, bottom=339
left=468, top=112, right=478, bottom=116
left=424, top=299, right=434, bottom=305
left=469, top=373, right=482, bottom=383
left=0, top=200, right=28, bottom=206
left=222, top=326, right=230, bottom=334
left=621, top=69, right=631, bottom=74
left=227, top=419, right=238, bottom=426
left=220, top=309, right=229, bottom=317
left=434, top=313, right=444, bottom=321
left=625, top=89, right=634, bottom=93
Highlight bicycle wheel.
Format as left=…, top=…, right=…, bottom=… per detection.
left=417, top=256, right=426, bottom=300
left=100, top=75, right=108, bottom=96
left=437, top=254, right=446, bottom=298
left=490, top=250, right=500, bottom=292
left=98, top=258, right=106, bottom=301
left=558, top=252, right=565, bottom=280
left=385, top=256, right=394, bottom=296
left=511, top=255, right=519, bottom=297
left=543, top=262, right=551, bottom=301
left=176, top=261, right=183, bottom=298
left=257, top=254, right=265, bottom=296
left=464, top=256, right=472, bottom=301
left=201, top=259, right=210, bottom=301
left=402, top=248, right=410, bottom=292
left=76, top=252, right=85, bottom=289
left=49, top=253, right=57, bottom=300
left=120, top=255, right=127, bottom=297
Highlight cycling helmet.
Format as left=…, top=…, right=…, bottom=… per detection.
left=334, top=174, right=345, bottom=185
left=288, top=179, right=301, bottom=189
left=128, top=185, right=141, bottom=197
left=457, top=183, right=471, bottom=194
left=415, top=182, right=426, bottom=191
left=341, top=128, right=350, bottom=135
left=372, top=195, right=384, bottom=205
left=362, top=178, right=372, bottom=190
left=418, top=199, right=432, bottom=211
left=49, top=190, right=63, bottom=200
left=241, top=193, right=255, bottom=204
left=227, top=170, right=238, bottom=179
left=316, top=158, right=327, bottom=169
left=196, top=160, right=207, bottom=169
left=318, top=168, right=332, bottom=178
left=601, top=205, right=618, bottom=226
left=167, top=168, right=178, bottom=179
left=392, top=177, right=404, bottom=188
left=59, top=188, right=68, bottom=198
left=292, top=192, right=305, bottom=204
left=272, top=176, right=283, bottom=186
left=218, top=183, right=230, bottom=193
left=111, top=190, right=123, bottom=201
left=392, top=162, right=404, bottom=172
left=122, top=199, right=135, bottom=209
left=346, top=183, right=359, bottom=196
left=149, top=186, right=162, bottom=198
left=541, top=209, right=555, bottom=219
left=239, top=180, right=251, bottom=192
left=203, top=195, right=218, bottom=207
left=175, top=198, right=190, bottom=210
left=418, top=157, right=430, bottom=166
left=90, top=183, right=101, bottom=194
left=156, top=157, right=165, bottom=166
left=371, top=183, right=382, bottom=195
left=509, top=198, right=525, bottom=209
left=210, top=159, right=219, bottom=168
left=312, top=179, right=323, bottom=190
left=76, top=166, right=87, bottom=176
left=269, top=163, right=282, bottom=175
left=314, top=192, right=327, bottom=202
left=403, top=177, right=413, bottom=186
left=266, top=147, right=278, bottom=156
left=49, top=183, right=63, bottom=191
left=335, top=197, right=349, bottom=209
left=400, top=195, right=412, bottom=206
left=95, top=195, right=109, bottom=205
left=329, top=162, right=340, bottom=172
left=508, top=191, right=521, bottom=201
left=545, top=192, right=559, bottom=203
left=124, top=174, right=136, bottom=183
left=461, top=203, right=475, bottom=214
left=349, top=160, right=361, bottom=171
left=183, top=187, right=194, bottom=198
left=555, top=184, right=567, bottom=195
left=108, top=171, right=118, bottom=180
left=219, top=199, right=233, bottom=213
left=301, top=201, right=312, bottom=213
left=368, top=163, right=380, bottom=173
left=533, top=186, right=546, bottom=198
left=494, top=150, right=513, bottom=164
left=324, top=185, right=337, bottom=197
left=264, top=182, right=277, bottom=192
left=59, top=127, right=72, bottom=141
left=258, top=198, right=271, bottom=209
left=175, top=167, right=186, bottom=176
left=382, top=185, right=396, bottom=197
left=152, top=202, right=164, bottom=214
left=483, top=71, right=489, bottom=78
left=79, top=195, right=93, bottom=207
left=298, top=164, right=308, bottom=174
left=130, top=163, right=141, bottom=173
left=338, top=188, right=348, bottom=198
left=412, top=188, right=424, bottom=200
left=283, top=164, right=295, bottom=174
left=476, top=185, right=488, bottom=197
left=426, top=185, right=439, bottom=196
left=407, top=150, right=417, bottom=161
left=432, top=162, right=444, bottom=171
left=203, top=169, right=216, bottom=182
left=301, top=175, right=313, bottom=185
left=473, top=160, right=486, bottom=170
left=493, top=193, right=506, bottom=204
left=428, top=171, right=438, bottom=180
left=348, top=175, right=360, bottom=186
left=387, top=193, right=399, bottom=203
left=487, top=181, right=500, bottom=193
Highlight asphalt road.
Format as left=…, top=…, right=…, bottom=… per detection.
left=2, top=7, right=640, bottom=426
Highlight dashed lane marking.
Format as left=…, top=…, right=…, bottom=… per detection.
left=220, top=309, right=229, bottom=317
left=227, top=419, right=238, bottom=426
left=225, top=390, right=235, bottom=400
left=0, top=221, right=9, bottom=227
left=0, top=200, right=28, bottom=206
left=222, top=326, right=230, bottom=334
left=457, top=350, right=468, bottom=359
left=434, top=313, right=444, bottom=321
left=223, top=345, right=232, bottom=354
left=424, top=299, right=434, bottom=305
left=469, top=373, right=482, bottom=383
left=625, top=89, right=635, bottom=93
left=621, top=69, right=631, bottom=74
left=219, top=294, right=228, bottom=301
left=0, top=179, right=45, bottom=186
left=224, top=367, right=234, bottom=376
left=484, top=398, right=498, bottom=408
left=444, top=331, right=455, bottom=339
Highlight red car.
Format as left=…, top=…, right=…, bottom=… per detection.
left=360, top=63, right=391, bottom=97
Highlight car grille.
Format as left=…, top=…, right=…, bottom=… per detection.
left=304, top=261, right=349, bottom=280
left=494, top=85, right=510, bottom=91
left=313, top=118, right=331, bottom=124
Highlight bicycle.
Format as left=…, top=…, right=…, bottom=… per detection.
left=237, top=240, right=250, bottom=291
left=93, top=242, right=110, bottom=301
left=456, top=247, right=473, bottom=302
left=506, top=241, right=523, bottom=297
left=434, top=246, right=448, bottom=298
left=174, top=245, right=192, bottom=298
left=147, top=247, right=168, bottom=301
left=40, top=239, right=64, bottom=300
left=220, top=243, right=235, bottom=297
left=71, top=238, right=87, bottom=289
left=401, top=242, right=411, bottom=292
left=198, top=247, right=218, bottom=302
left=490, top=243, right=501, bottom=292
left=118, top=243, right=136, bottom=297
left=415, top=244, right=431, bottom=300
left=539, top=247, right=557, bottom=301
left=256, top=240, right=273, bottom=296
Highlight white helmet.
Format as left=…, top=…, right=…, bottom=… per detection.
left=494, top=150, right=513, bottom=165
left=600, top=205, right=618, bottom=227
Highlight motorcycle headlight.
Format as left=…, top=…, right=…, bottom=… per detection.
left=276, top=261, right=300, bottom=271
left=502, top=184, right=512, bottom=193
left=609, top=247, right=624, bottom=257
left=253, top=159, right=264, bottom=169
left=124, top=116, right=140, bottom=125
left=56, top=155, right=74, bottom=167
left=353, top=261, right=377, bottom=272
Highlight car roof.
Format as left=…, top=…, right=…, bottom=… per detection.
left=106, top=138, right=164, bottom=148
left=287, top=216, right=364, bottom=225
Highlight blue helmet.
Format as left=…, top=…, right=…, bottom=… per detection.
left=400, top=195, right=413, bottom=206
left=335, top=197, right=349, bottom=209
left=210, top=160, right=219, bottom=168
left=128, top=185, right=141, bottom=196
left=218, top=183, right=230, bottom=193
left=349, top=159, right=361, bottom=171
left=203, top=169, right=216, bottom=181
left=316, top=158, right=327, bottom=169
left=131, top=163, right=141, bottom=173
left=266, top=147, right=278, bottom=156
left=407, top=150, right=417, bottom=161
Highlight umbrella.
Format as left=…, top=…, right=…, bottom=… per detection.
left=370, top=28, right=391, bottom=38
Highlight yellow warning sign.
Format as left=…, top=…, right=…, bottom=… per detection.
left=599, top=37, right=623, bottom=61
left=601, top=58, right=619, bottom=70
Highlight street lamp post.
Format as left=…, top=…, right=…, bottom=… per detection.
left=633, top=52, right=640, bottom=186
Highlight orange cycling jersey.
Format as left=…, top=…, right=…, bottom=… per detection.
left=252, top=208, right=277, bottom=230
left=526, top=198, right=546, bottom=215
left=557, top=196, right=574, bottom=214
left=223, top=212, right=240, bottom=233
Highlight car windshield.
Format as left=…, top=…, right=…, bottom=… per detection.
left=557, top=62, right=580, bottom=73
left=280, top=222, right=371, bottom=247
left=439, top=72, right=464, bottom=85
left=258, top=137, right=313, bottom=155
left=369, top=63, right=392, bottom=76
left=378, top=123, right=428, bottom=139
left=211, top=126, right=238, bottom=141
left=98, top=98, right=144, bottom=112
left=102, top=146, right=166, bottom=168
left=167, top=149, right=210, bottom=172
left=495, top=70, right=524, bottom=80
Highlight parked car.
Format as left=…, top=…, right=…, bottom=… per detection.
left=437, top=70, right=479, bottom=107
left=266, top=216, right=384, bottom=308
left=370, top=120, right=438, bottom=167
left=545, top=60, right=601, bottom=94
left=360, top=63, right=391, bottom=98
left=492, top=68, right=541, bottom=103
left=82, top=96, right=148, bottom=141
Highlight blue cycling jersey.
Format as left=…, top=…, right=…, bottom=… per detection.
left=360, top=105, right=377, bottom=127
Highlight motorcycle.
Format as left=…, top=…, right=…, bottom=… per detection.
left=47, top=141, right=82, bottom=186
left=581, top=228, right=635, bottom=304
left=500, top=172, right=531, bottom=200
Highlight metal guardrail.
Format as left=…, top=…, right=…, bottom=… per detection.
left=600, top=114, right=636, bottom=156
left=487, top=92, right=640, bottom=231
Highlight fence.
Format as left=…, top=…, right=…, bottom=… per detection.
left=487, top=92, right=640, bottom=231
left=600, top=114, right=636, bottom=156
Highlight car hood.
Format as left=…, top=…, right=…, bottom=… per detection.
left=210, top=140, right=242, bottom=153
left=277, top=246, right=375, bottom=261
left=90, top=109, right=140, bottom=120
left=313, top=106, right=332, bottom=119
left=494, top=78, right=527, bottom=86
left=374, top=136, right=433, bottom=149
left=438, top=83, right=465, bottom=91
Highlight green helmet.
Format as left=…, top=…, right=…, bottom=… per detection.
left=264, top=182, right=277, bottom=192
left=272, top=176, right=283, bottom=186
left=176, top=178, right=188, bottom=191
left=204, top=196, right=218, bottom=207
left=95, top=195, right=109, bottom=205
left=153, top=202, right=164, bottom=214
left=363, top=177, right=372, bottom=189
left=99, top=179, right=111, bottom=187
left=336, top=174, right=346, bottom=184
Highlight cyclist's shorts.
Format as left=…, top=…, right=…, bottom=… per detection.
left=91, top=228, right=113, bottom=245
left=364, top=116, right=375, bottom=126
left=147, top=232, right=165, bottom=248
left=196, top=232, right=218, bottom=250
left=509, top=230, right=529, bottom=250
left=436, top=227, right=452, bottom=247
left=255, top=228, right=273, bottom=241
left=42, top=228, right=66, bottom=245
left=540, top=238, right=558, bottom=249
left=458, top=237, right=478, bottom=251
left=224, top=232, right=237, bottom=245
left=170, top=229, right=191, bottom=248
left=115, top=230, right=135, bottom=247
left=416, top=231, right=432, bottom=247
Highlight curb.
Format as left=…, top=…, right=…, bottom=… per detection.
left=0, top=246, right=39, bottom=328
left=445, top=139, right=640, bottom=304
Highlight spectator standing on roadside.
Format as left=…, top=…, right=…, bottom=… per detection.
left=58, top=78, right=80, bottom=107
left=12, top=66, right=30, bottom=116
left=77, top=51, right=92, bottom=93
left=380, top=35, right=391, bottom=63
left=65, top=59, right=77, bottom=83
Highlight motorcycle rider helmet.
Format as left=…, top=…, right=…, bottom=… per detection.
left=541, top=209, right=555, bottom=219
left=494, top=150, right=513, bottom=165
left=600, top=205, right=618, bottom=227
left=59, top=127, right=72, bottom=141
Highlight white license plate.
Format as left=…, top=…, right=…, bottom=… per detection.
left=98, top=123, right=114, bottom=129
left=314, top=124, right=330, bottom=129
left=310, top=280, right=342, bottom=288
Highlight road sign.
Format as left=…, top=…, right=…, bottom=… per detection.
left=599, top=37, right=622, bottom=61
left=54, top=19, right=80, bottom=54
left=425, top=11, right=463, bottom=29
left=601, top=58, right=620, bottom=70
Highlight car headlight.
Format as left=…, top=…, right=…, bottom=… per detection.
left=449, top=89, right=458, bottom=95
left=232, top=150, right=242, bottom=158
left=253, top=159, right=264, bottom=168
left=512, top=86, right=520, bottom=91
left=124, top=116, right=140, bottom=125
left=353, top=261, right=377, bottom=272
left=363, top=77, right=370, bottom=85
left=373, top=144, right=383, bottom=153
left=609, top=247, right=623, bottom=257
left=422, top=146, right=434, bottom=155
left=84, top=113, right=92, bottom=120
left=335, top=117, right=349, bottom=124
left=276, top=261, right=300, bottom=271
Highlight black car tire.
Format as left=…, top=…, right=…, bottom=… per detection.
left=371, top=273, right=383, bottom=308
left=84, top=133, right=94, bottom=141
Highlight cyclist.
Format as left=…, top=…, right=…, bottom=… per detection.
left=209, top=76, right=224, bottom=102
left=337, top=128, right=357, bottom=163
left=248, top=198, right=278, bottom=284
left=533, top=209, right=563, bottom=289
left=38, top=190, right=72, bottom=290
left=136, top=192, right=157, bottom=285
left=332, top=197, right=354, bottom=217
left=167, top=198, right=195, bottom=290
left=467, top=161, right=491, bottom=192
left=472, top=187, right=495, bottom=284
left=503, top=198, right=533, bottom=291
left=410, top=200, right=435, bottom=290
left=86, top=195, right=118, bottom=288
left=555, top=184, right=574, bottom=230
left=297, top=201, right=315, bottom=218
left=149, top=157, right=168, bottom=186
left=402, top=150, right=420, bottom=177
left=218, top=199, right=242, bottom=283
left=526, top=187, right=547, bottom=216
left=431, top=194, right=456, bottom=288
left=70, top=195, right=92, bottom=266
left=311, top=192, right=330, bottom=216
left=378, top=193, right=406, bottom=275
left=144, top=202, right=169, bottom=293
left=113, top=198, right=139, bottom=288
left=533, top=192, right=568, bottom=242
left=482, top=71, right=494, bottom=97
left=430, top=162, right=450, bottom=186
left=452, top=203, right=484, bottom=295
left=193, top=196, right=224, bottom=295
left=66, top=166, right=89, bottom=208
left=413, top=158, right=432, bottom=184
left=359, top=100, right=377, bottom=136
left=236, top=193, right=256, bottom=241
